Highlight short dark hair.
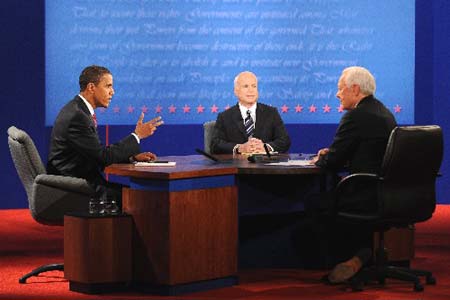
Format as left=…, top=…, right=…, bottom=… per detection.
left=79, top=65, right=111, bottom=91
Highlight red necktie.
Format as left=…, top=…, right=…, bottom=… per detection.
left=92, top=113, right=97, bottom=128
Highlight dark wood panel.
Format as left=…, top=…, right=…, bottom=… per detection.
left=123, top=186, right=238, bottom=285
left=123, top=188, right=170, bottom=283
left=168, top=187, right=238, bottom=284
left=64, top=215, right=132, bottom=283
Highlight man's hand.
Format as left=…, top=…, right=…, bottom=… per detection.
left=311, top=148, right=329, bottom=163
left=238, top=137, right=265, bottom=153
left=133, top=152, right=157, bottom=162
left=134, top=113, right=164, bottom=139
left=317, top=148, right=329, bottom=157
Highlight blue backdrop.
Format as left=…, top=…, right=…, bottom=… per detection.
left=45, top=0, right=414, bottom=125
left=1, top=0, right=449, bottom=209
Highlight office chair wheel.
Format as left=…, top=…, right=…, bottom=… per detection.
left=414, top=282, right=424, bottom=292
left=425, top=275, right=436, bottom=285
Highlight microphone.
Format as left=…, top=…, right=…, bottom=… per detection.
left=248, top=144, right=285, bottom=163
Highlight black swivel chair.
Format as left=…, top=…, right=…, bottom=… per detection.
left=333, top=125, right=443, bottom=291
left=7, top=126, right=94, bottom=283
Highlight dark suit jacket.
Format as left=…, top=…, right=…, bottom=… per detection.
left=211, top=103, right=291, bottom=154
left=315, top=95, right=397, bottom=212
left=316, top=95, right=397, bottom=174
left=47, top=96, right=140, bottom=186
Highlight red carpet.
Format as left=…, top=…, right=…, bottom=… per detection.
left=1, top=205, right=450, bottom=299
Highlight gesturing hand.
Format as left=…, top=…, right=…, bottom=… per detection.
left=134, top=113, right=164, bottom=139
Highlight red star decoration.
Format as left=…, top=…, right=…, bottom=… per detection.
left=224, top=105, right=230, bottom=110
left=337, top=105, right=344, bottom=113
left=113, top=105, right=120, bottom=113
left=168, top=104, right=176, bottom=113
left=281, top=104, right=289, bottom=113
left=309, top=105, right=317, bottom=113
left=141, top=105, right=148, bottom=113
left=155, top=105, right=162, bottom=114
left=127, top=105, right=135, bottom=113
left=197, top=105, right=205, bottom=113
left=394, top=104, right=402, bottom=113
left=323, top=104, right=331, bottom=113
left=183, top=104, right=191, bottom=113
left=211, top=104, right=219, bottom=113
left=295, top=104, right=303, bottom=113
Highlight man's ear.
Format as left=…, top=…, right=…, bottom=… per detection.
left=352, top=84, right=361, bottom=96
left=86, top=82, right=96, bottom=93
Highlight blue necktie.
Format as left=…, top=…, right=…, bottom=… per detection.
left=244, top=110, right=254, bottom=138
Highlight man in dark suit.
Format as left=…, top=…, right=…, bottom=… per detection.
left=47, top=65, right=163, bottom=198
left=211, top=71, right=290, bottom=154
left=311, top=66, right=397, bottom=283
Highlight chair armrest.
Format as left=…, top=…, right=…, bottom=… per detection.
left=333, top=173, right=381, bottom=213
left=35, top=174, right=94, bottom=195
left=335, top=173, right=379, bottom=193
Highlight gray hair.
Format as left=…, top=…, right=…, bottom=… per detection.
left=342, top=66, right=376, bottom=95
left=234, top=71, right=257, bottom=88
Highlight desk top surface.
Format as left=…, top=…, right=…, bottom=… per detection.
left=105, top=154, right=321, bottom=180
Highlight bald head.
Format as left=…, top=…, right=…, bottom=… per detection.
left=234, top=71, right=258, bottom=108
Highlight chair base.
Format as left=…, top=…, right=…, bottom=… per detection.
left=19, top=263, right=64, bottom=283
left=349, top=265, right=436, bottom=292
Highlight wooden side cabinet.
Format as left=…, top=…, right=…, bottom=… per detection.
left=64, top=213, right=132, bottom=294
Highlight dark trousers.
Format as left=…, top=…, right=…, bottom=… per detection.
left=292, top=190, right=374, bottom=269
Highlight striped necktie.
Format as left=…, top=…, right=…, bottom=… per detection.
left=244, top=110, right=254, bottom=138
left=92, top=113, right=98, bottom=128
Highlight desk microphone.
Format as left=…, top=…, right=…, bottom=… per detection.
left=248, top=144, right=285, bottom=163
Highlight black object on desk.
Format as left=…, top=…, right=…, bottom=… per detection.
left=195, top=148, right=233, bottom=163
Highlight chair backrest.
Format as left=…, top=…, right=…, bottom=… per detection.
left=7, top=126, right=46, bottom=201
left=203, top=120, right=216, bottom=153
left=379, top=125, right=443, bottom=222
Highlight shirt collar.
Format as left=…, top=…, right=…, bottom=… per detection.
left=238, top=103, right=257, bottom=123
left=78, top=94, right=95, bottom=115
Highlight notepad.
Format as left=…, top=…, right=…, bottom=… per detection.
left=134, top=161, right=176, bottom=167
left=264, top=160, right=313, bottom=166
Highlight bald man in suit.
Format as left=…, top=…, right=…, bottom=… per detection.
left=211, top=71, right=290, bottom=154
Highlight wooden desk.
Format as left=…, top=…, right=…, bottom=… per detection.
left=105, top=154, right=413, bottom=292
left=106, top=155, right=240, bottom=295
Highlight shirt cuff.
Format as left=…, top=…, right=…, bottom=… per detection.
left=233, top=144, right=240, bottom=154
left=265, top=143, right=274, bottom=152
left=131, top=133, right=140, bottom=144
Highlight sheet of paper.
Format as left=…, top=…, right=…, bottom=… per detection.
left=264, top=160, right=314, bottom=166
left=134, top=162, right=176, bottom=167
